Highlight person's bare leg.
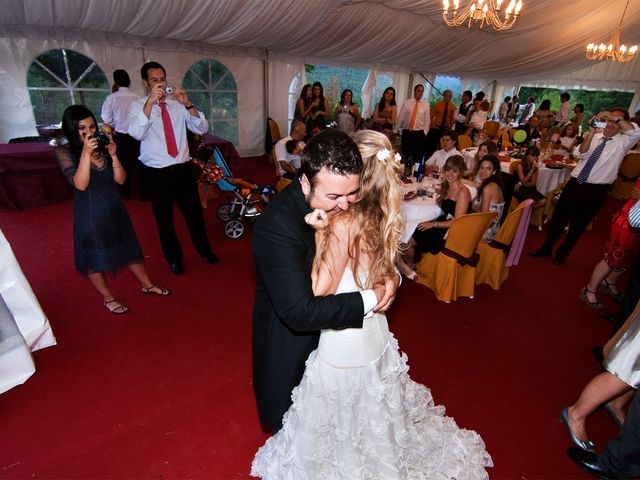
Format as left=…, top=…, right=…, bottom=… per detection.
left=586, top=259, right=611, bottom=304
left=603, top=269, right=624, bottom=296
left=127, top=262, right=152, bottom=288
left=88, top=272, right=128, bottom=313
left=567, top=372, right=631, bottom=441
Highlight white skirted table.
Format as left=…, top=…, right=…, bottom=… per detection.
left=0, top=228, right=56, bottom=394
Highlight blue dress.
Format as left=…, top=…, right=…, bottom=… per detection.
left=57, top=147, right=143, bottom=275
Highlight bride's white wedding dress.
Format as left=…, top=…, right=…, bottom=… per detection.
left=251, top=267, right=492, bottom=479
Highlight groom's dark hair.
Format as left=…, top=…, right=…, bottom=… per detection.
left=299, top=129, right=363, bottom=186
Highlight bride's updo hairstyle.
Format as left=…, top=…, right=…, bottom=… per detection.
left=348, top=129, right=404, bottom=289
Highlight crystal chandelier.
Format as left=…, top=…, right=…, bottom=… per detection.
left=585, top=0, right=637, bottom=62
left=442, top=0, right=523, bottom=31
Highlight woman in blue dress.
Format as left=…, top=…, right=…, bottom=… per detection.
left=57, top=105, right=168, bottom=314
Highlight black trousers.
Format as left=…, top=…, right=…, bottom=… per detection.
left=599, top=391, right=640, bottom=478
left=401, top=129, right=427, bottom=164
left=540, top=178, right=609, bottom=259
left=113, top=132, right=141, bottom=199
left=144, top=162, right=212, bottom=264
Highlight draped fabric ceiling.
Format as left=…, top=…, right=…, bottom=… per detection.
left=1, top=0, right=639, bottom=152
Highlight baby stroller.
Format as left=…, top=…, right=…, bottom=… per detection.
left=196, top=144, right=276, bottom=239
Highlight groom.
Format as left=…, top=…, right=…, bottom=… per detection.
left=252, top=130, right=399, bottom=433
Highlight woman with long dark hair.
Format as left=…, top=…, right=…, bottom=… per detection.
left=472, top=155, right=505, bottom=240
left=293, top=84, right=312, bottom=123
left=333, top=89, right=361, bottom=134
left=372, top=87, right=397, bottom=130
left=513, top=146, right=546, bottom=210
left=307, top=81, right=330, bottom=133
left=57, top=105, right=168, bottom=314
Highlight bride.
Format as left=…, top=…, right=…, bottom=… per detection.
left=251, top=130, right=493, bottom=479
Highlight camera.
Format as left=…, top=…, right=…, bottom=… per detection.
left=161, top=85, right=175, bottom=95
left=591, top=118, right=608, bottom=129
left=89, top=131, right=110, bottom=150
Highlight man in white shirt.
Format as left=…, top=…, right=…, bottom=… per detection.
left=519, top=97, right=536, bottom=125
left=128, top=61, right=218, bottom=274
left=530, top=108, right=640, bottom=265
left=396, top=84, right=430, bottom=164
left=555, top=92, right=571, bottom=126
left=425, top=130, right=461, bottom=173
left=274, top=120, right=306, bottom=179
left=101, top=69, right=140, bottom=198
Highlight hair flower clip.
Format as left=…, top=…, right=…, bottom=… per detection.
left=376, top=149, right=390, bottom=162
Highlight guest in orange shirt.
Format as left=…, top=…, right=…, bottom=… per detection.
left=425, top=90, right=456, bottom=160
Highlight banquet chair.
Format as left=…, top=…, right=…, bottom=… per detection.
left=475, top=199, right=533, bottom=289
left=609, top=153, right=640, bottom=200
left=266, top=118, right=282, bottom=163
left=271, top=146, right=292, bottom=192
left=509, top=197, right=543, bottom=231
left=498, top=130, right=512, bottom=149
left=415, top=211, right=498, bottom=303
left=482, top=121, right=500, bottom=141
left=457, top=134, right=472, bottom=150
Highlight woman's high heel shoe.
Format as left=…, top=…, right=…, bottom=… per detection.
left=580, top=287, right=603, bottom=310
left=598, top=280, right=624, bottom=303
left=559, top=407, right=596, bottom=453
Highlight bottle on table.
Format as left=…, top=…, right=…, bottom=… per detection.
left=414, top=155, right=426, bottom=180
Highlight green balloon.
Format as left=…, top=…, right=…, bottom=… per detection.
left=513, top=130, right=527, bottom=144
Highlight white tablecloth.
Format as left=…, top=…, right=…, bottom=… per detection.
left=0, top=228, right=56, bottom=394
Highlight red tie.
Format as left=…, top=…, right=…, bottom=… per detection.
left=159, top=102, right=178, bottom=157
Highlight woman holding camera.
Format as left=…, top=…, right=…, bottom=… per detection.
left=57, top=105, right=168, bottom=314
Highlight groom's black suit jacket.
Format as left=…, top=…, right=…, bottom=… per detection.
left=251, top=180, right=364, bottom=429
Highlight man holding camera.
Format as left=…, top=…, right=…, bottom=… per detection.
left=530, top=108, right=640, bottom=265
left=128, top=61, right=219, bottom=274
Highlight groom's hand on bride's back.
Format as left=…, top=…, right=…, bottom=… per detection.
left=373, top=274, right=400, bottom=312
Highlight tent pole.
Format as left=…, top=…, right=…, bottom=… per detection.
left=264, top=50, right=269, bottom=155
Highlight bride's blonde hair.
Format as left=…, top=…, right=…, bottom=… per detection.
left=315, top=130, right=404, bottom=290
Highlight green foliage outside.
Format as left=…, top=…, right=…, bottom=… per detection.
left=518, top=86, right=635, bottom=128
left=305, top=64, right=369, bottom=114
left=27, top=49, right=110, bottom=126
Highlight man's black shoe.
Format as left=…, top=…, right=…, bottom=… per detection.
left=553, top=256, right=566, bottom=265
left=202, top=253, right=220, bottom=265
left=170, top=262, right=184, bottom=275
left=529, top=248, right=551, bottom=257
left=566, top=447, right=618, bottom=480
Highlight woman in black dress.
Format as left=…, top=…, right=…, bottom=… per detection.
left=513, top=146, right=547, bottom=210
left=57, top=105, right=168, bottom=314
left=399, top=155, right=472, bottom=279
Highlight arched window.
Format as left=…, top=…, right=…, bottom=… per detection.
left=27, top=49, right=110, bottom=126
left=288, top=71, right=305, bottom=132
left=183, top=59, right=239, bottom=145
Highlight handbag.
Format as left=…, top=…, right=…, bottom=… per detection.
left=192, top=158, right=224, bottom=184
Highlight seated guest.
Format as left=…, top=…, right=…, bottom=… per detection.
left=399, top=155, right=472, bottom=279
left=381, top=122, right=397, bottom=147
left=513, top=146, right=546, bottom=210
left=275, top=120, right=306, bottom=179
left=472, top=155, right=505, bottom=241
left=425, top=130, right=461, bottom=173
left=333, top=89, right=361, bottom=134
left=466, top=100, right=490, bottom=140
left=466, top=140, right=498, bottom=181
left=522, top=115, right=543, bottom=141
left=372, top=87, right=397, bottom=130
left=550, top=123, right=578, bottom=158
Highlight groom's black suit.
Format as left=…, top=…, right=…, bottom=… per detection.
left=252, top=180, right=364, bottom=430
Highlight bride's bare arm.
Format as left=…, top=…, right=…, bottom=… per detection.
left=312, top=219, right=352, bottom=297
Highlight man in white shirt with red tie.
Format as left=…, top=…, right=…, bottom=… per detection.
left=396, top=84, right=430, bottom=165
left=530, top=108, right=640, bottom=265
left=128, top=61, right=219, bottom=275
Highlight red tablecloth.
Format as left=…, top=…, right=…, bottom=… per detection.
left=0, top=142, right=73, bottom=211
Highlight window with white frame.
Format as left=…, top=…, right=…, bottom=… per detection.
left=27, top=49, right=110, bottom=126
left=183, top=59, right=239, bottom=145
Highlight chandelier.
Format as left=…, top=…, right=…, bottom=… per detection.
left=442, top=0, right=523, bottom=31
left=585, top=0, right=637, bottom=62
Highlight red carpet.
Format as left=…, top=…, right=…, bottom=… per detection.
left=0, top=156, right=627, bottom=479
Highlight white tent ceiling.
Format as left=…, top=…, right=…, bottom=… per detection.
left=2, top=0, right=640, bottom=83
left=0, top=0, right=639, bottom=152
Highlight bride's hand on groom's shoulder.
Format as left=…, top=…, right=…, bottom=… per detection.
left=305, top=209, right=329, bottom=230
